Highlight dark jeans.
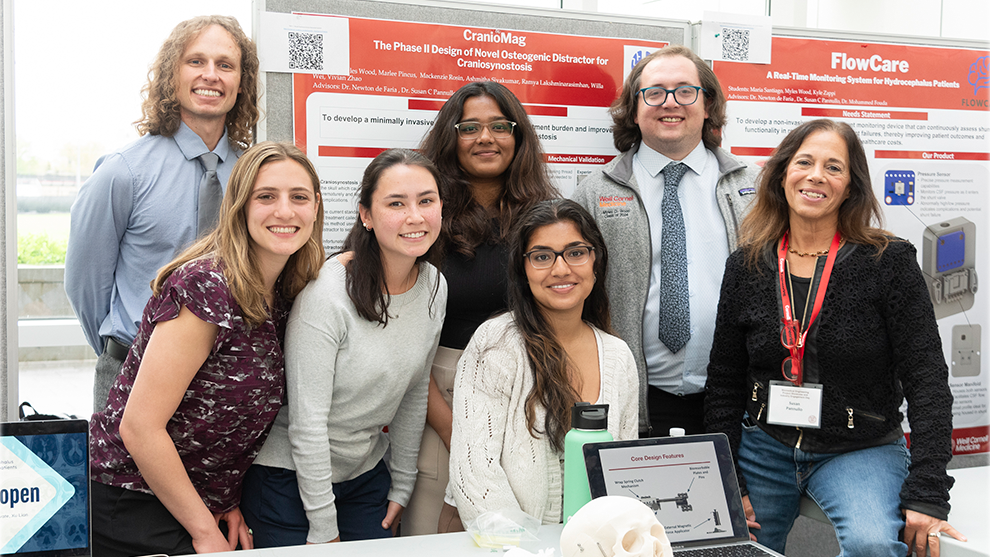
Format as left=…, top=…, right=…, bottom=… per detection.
left=647, top=385, right=706, bottom=437
left=91, top=481, right=196, bottom=557
left=241, top=459, right=393, bottom=547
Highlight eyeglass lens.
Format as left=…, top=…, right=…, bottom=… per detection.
left=455, top=121, right=515, bottom=138
left=780, top=319, right=801, bottom=349
left=527, top=247, right=592, bottom=269
left=641, top=86, right=702, bottom=106
left=781, top=356, right=801, bottom=382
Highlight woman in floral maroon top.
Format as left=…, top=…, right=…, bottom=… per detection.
left=89, top=142, right=324, bottom=556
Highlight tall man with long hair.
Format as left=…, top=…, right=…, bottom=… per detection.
left=66, top=15, right=260, bottom=412
left=573, top=45, right=758, bottom=437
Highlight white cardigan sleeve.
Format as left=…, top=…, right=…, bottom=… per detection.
left=447, top=319, right=527, bottom=523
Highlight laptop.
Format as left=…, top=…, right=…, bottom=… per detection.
left=583, top=433, right=785, bottom=556
left=1, top=419, right=90, bottom=557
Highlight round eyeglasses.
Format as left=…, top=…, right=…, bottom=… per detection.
left=453, top=120, right=517, bottom=139
left=638, top=86, right=706, bottom=107
left=524, top=246, right=594, bottom=269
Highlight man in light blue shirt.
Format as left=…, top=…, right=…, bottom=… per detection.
left=65, top=16, right=260, bottom=412
left=572, top=45, right=758, bottom=436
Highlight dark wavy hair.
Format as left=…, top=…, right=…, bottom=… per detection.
left=136, top=15, right=260, bottom=150
left=419, top=81, right=558, bottom=258
left=153, top=142, right=324, bottom=326
left=340, top=148, right=443, bottom=325
left=738, top=119, right=891, bottom=269
left=506, top=199, right=611, bottom=451
left=609, top=45, right=726, bottom=153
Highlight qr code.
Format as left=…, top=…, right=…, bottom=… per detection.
left=289, top=31, right=323, bottom=71
left=722, top=28, right=750, bottom=61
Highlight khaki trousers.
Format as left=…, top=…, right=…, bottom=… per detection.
left=401, top=346, right=460, bottom=535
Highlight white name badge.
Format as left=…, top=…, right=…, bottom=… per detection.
left=767, top=381, right=823, bottom=429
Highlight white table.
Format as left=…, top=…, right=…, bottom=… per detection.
left=941, top=466, right=990, bottom=557
left=206, top=468, right=988, bottom=556
left=205, top=525, right=564, bottom=557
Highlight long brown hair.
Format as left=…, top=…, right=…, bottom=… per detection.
left=506, top=199, right=611, bottom=451
left=609, top=45, right=726, bottom=153
left=738, top=119, right=890, bottom=269
left=152, top=142, right=324, bottom=325
left=419, top=81, right=558, bottom=258
left=339, top=149, right=443, bottom=325
left=136, top=15, right=260, bottom=150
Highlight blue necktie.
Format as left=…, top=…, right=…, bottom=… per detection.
left=658, top=162, right=691, bottom=353
left=197, top=152, right=222, bottom=236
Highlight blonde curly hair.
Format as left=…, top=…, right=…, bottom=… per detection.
left=136, top=15, right=260, bottom=150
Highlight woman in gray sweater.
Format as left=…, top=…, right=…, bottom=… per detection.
left=241, top=149, right=447, bottom=546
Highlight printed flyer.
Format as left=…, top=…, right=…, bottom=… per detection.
left=291, top=14, right=669, bottom=248
left=714, top=37, right=990, bottom=454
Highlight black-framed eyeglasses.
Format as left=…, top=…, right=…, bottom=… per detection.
left=453, top=120, right=517, bottom=138
left=524, top=245, right=594, bottom=269
left=638, top=85, right=706, bottom=107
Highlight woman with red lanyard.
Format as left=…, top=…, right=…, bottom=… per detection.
left=705, top=119, right=964, bottom=557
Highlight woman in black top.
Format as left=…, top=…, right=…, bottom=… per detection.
left=705, top=119, right=962, bottom=556
left=403, top=81, right=558, bottom=535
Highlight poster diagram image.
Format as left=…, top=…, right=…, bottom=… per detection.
left=922, top=217, right=978, bottom=320
left=598, top=442, right=732, bottom=543
left=884, top=170, right=915, bottom=205
left=951, top=324, right=982, bottom=378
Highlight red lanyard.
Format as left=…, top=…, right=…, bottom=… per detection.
left=777, top=231, right=841, bottom=386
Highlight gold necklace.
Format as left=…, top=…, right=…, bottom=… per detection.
left=788, top=247, right=830, bottom=257
left=789, top=238, right=846, bottom=258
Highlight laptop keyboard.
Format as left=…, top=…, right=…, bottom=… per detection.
left=675, top=544, right=777, bottom=556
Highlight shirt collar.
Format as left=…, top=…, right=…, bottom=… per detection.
left=173, top=121, right=232, bottom=162
left=636, top=140, right=708, bottom=179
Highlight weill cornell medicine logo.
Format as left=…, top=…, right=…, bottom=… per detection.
left=0, top=438, right=75, bottom=553
left=964, top=55, right=988, bottom=107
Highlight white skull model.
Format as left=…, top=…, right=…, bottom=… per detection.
left=560, top=496, right=673, bottom=557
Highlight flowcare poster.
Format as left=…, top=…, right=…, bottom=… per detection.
left=714, top=37, right=990, bottom=455
left=291, top=14, right=669, bottom=248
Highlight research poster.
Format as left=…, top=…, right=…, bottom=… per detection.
left=291, top=14, right=670, bottom=249
left=714, top=37, right=990, bottom=454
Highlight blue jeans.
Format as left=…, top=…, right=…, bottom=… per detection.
left=738, top=423, right=910, bottom=556
left=241, top=459, right=393, bottom=547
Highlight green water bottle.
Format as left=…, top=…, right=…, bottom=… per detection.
left=562, top=402, right=612, bottom=524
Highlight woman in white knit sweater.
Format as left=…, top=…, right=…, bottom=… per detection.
left=443, top=199, right=639, bottom=529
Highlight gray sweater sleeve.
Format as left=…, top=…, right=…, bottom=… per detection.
left=285, top=267, right=347, bottom=543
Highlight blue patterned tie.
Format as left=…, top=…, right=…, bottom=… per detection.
left=197, top=152, right=222, bottom=236
left=658, top=162, right=691, bottom=353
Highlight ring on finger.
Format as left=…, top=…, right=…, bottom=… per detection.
left=928, top=532, right=939, bottom=538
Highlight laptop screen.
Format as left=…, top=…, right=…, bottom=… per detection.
left=1, top=419, right=90, bottom=557
left=583, top=433, right=751, bottom=548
